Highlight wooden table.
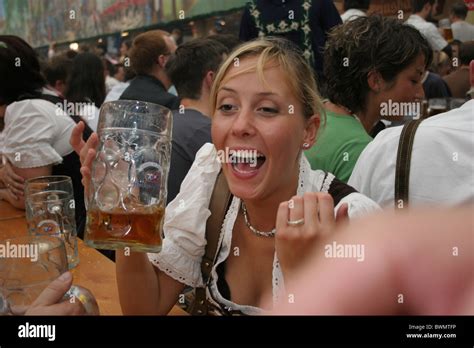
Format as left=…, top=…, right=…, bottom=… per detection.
left=0, top=200, right=187, bottom=316
left=0, top=200, right=25, bottom=221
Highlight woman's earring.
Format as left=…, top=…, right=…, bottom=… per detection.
left=303, top=143, right=310, bottom=149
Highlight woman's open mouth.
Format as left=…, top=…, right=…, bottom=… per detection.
left=228, top=149, right=266, bottom=179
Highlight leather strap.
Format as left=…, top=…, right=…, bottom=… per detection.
left=326, top=175, right=357, bottom=205
left=190, top=171, right=233, bottom=315
left=395, top=119, right=423, bottom=209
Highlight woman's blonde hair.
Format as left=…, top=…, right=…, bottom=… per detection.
left=209, top=37, right=324, bottom=122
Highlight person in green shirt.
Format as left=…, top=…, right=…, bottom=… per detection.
left=305, top=106, right=372, bottom=183
left=305, top=16, right=433, bottom=183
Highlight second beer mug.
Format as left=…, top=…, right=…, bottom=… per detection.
left=84, top=100, right=173, bottom=252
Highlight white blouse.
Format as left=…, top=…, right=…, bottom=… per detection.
left=149, top=143, right=380, bottom=314
left=2, top=99, right=76, bottom=168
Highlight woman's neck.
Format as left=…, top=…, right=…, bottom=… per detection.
left=240, top=165, right=299, bottom=233
left=324, top=101, right=352, bottom=116
left=325, top=100, right=379, bottom=133
left=357, top=103, right=381, bottom=133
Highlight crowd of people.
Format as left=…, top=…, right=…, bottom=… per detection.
left=0, top=0, right=473, bottom=316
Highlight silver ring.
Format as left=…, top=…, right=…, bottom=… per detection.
left=287, top=218, right=305, bottom=226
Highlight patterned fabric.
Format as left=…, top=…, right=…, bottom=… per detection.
left=249, top=0, right=314, bottom=65
left=239, top=0, right=342, bottom=78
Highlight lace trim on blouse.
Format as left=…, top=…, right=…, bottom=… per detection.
left=148, top=241, right=204, bottom=288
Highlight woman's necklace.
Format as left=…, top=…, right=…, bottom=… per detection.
left=241, top=202, right=276, bottom=238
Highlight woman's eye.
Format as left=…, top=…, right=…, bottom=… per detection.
left=218, top=104, right=236, bottom=112
left=258, top=107, right=279, bottom=114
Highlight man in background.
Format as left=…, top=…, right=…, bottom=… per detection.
left=164, top=38, right=227, bottom=203
left=450, top=1, right=474, bottom=42
left=406, top=0, right=452, bottom=57
left=120, top=30, right=180, bottom=110
left=42, top=55, right=72, bottom=98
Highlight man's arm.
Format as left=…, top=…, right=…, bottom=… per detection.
left=427, top=23, right=449, bottom=53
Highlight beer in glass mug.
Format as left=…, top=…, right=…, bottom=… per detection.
left=84, top=100, right=172, bottom=253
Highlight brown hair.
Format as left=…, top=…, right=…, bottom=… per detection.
left=210, top=37, right=324, bottom=121
left=0, top=35, right=46, bottom=105
left=166, top=38, right=227, bottom=100
left=129, top=30, right=171, bottom=75
left=324, top=15, right=433, bottom=114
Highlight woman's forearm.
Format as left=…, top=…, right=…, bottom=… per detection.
left=116, top=250, right=184, bottom=315
left=116, top=251, right=162, bottom=314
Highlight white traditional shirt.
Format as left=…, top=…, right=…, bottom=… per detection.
left=406, top=14, right=448, bottom=51
left=452, top=20, right=474, bottom=42
left=149, top=143, right=380, bottom=314
left=349, top=100, right=474, bottom=208
left=2, top=99, right=75, bottom=168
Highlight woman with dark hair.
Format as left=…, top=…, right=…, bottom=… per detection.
left=0, top=36, right=45, bottom=105
left=304, top=15, right=433, bottom=183
left=64, top=53, right=106, bottom=132
left=0, top=35, right=87, bottom=238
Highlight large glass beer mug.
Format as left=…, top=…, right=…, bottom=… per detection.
left=25, top=176, right=79, bottom=269
left=84, top=100, right=172, bottom=253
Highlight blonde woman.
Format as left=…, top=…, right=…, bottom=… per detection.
left=72, top=37, right=379, bottom=315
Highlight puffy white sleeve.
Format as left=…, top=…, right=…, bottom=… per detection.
left=335, top=192, right=381, bottom=219
left=3, top=101, right=63, bottom=168
left=148, top=143, right=220, bottom=288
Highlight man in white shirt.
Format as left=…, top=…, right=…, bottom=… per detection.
left=348, top=100, right=474, bottom=207
left=340, top=0, right=369, bottom=23
left=450, top=2, right=474, bottom=42
left=406, top=0, right=452, bottom=57
left=350, top=47, right=474, bottom=207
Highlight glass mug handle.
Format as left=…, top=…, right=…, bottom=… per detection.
left=0, top=285, right=100, bottom=316
left=63, top=285, right=100, bottom=315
